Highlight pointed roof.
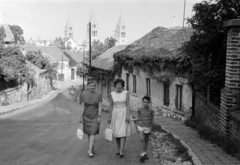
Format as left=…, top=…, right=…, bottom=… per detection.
left=65, top=13, right=73, bottom=28
left=117, top=11, right=126, bottom=28
left=88, top=10, right=98, bottom=26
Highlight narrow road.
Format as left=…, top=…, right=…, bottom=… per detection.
left=0, top=88, right=155, bottom=165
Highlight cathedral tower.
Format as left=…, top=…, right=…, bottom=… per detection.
left=113, top=11, right=127, bottom=45
left=64, top=13, right=74, bottom=39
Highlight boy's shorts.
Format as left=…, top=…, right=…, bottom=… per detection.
left=137, top=126, right=150, bottom=134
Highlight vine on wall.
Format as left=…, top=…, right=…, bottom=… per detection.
left=113, top=54, right=180, bottom=83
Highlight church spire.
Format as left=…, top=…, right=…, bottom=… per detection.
left=64, top=12, right=74, bottom=39
left=113, top=10, right=127, bottom=45
left=86, top=8, right=100, bottom=44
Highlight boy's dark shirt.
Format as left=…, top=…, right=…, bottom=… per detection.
left=137, top=107, right=154, bottom=128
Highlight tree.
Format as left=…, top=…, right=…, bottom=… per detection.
left=177, top=0, right=240, bottom=91
left=26, top=50, right=58, bottom=89
left=104, top=36, right=117, bottom=49
left=0, top=45, right=30, bottom=82
left=9, top=25, right=25, bottom=44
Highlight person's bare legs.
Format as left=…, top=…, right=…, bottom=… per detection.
left=143, top=133, right=150, bottom=154
left=138, top=131, right=144, bottom=155
left=120, top=137, right=126, bottom=155
left=88, top=135, right=95, bottom=155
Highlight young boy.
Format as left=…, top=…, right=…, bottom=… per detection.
left=137, top=95, right=154, bottom=162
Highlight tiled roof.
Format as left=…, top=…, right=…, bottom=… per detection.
left=20, top=45, right=69, bottom=61
left=64, top=50, right=83, bottom=67
left=0, top=24, right=14, bottom=43
left=92, top=45, right=127, bottom=71
left=42, top=53, right=58, bottom=64
left=114, top=26, right=193, bottom=60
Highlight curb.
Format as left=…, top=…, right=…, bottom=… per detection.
left=161, top=126, right=203, bottom=165
left=0, top=89, right=61, bottom=116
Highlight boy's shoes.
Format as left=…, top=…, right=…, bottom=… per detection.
left=140, top=156, right=145, bottom=162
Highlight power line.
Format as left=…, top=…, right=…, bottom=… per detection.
left=129, top=1, right=177, bottom=33
left=127, top=1, right=170, bottom=28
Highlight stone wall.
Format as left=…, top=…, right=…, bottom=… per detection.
left=0, top=84, right=28, bottom=106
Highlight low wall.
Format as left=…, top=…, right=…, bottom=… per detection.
left=0, top=85, right=27, bottom=106
left=195, top=93, right=220, bottom=130
left=195, top=93, right=240, bottom=149
left=229, top=111, right=240, bottom=148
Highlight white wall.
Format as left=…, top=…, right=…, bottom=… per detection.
left=57, top=61, right=70, bottom=81
left=121, top=67, right=192, bottom=118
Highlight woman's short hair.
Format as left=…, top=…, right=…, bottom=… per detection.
left=114, top=78, right=125, bottom=88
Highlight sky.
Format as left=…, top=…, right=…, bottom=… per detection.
left=0, top=0, right=203, bottom=44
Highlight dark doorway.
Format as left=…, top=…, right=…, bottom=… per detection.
left=71, top=69, right=74, bottom=80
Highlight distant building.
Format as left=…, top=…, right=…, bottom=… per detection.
left=84, top=10, right=100, bottom=50
left=113, top=12, right=127, bottom=45
left=64, top=13, right=74, bottom=39
left=64, top=50, right=84, bottom=80
left=20, top=45, right=70, bottom=81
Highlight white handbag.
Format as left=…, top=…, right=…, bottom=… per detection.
left=77, top=128, right=83, bottom=140
left=104, top=124, right=113, bottom=141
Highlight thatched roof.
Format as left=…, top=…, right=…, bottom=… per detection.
left=114, top=26, right=193, bottom=60
left=92, top=45, right=127, bottom=71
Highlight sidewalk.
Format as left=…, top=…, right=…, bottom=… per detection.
left=155, top=116, right=240, bottom=165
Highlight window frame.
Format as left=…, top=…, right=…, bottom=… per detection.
left=163, top=82, right=170, bottom=106
left=132, top=74, right=137, bottom=94
left=146, top=78, right=151, bottom=96
left=126, top=73, right=130, bottom=91
left=176, top=84, right=183, bottom=110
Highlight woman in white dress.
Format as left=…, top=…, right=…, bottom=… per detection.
left=108, top=78, right=135, bottom=157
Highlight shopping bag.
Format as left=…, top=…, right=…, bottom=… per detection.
left=77, top=128, right=83, bottom=140
left=104, top=124, right=113, bottom=141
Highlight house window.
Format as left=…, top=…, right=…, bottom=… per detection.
left=176, top=85, right=183, bottom=110
left=122, top=40, right=125, bottom=43
left=146, top=78, right=151, bottom=96
left=133, top=75, right=137, bottom=93
left=58, top=63, right=65, bottom=69
left=69, top=27, right=72, bottom=30
left=163, top=82, right=170, bottom=106
left=122, top=26, right=125, bottom=29
left=93, top=24, right=96, bottom=28
left=92, top=31, right=97, bottom=37
left=126, top=73, right=130, bottom=91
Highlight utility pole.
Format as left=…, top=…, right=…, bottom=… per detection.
left=88, top=22, right=91, bottom=76
left=61, top=52, right=63, bottom=82
left=82, top=45, right=86, bottom=90
left=182, top=0, right=186, bottom=28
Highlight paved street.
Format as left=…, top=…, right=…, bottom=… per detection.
left=0, top=86, right=155, bottom=165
